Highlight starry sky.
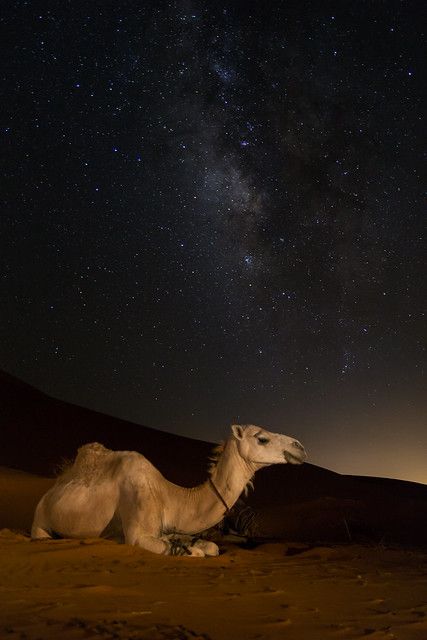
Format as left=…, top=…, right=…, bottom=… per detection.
left=2, top=1, right=426, bottom=483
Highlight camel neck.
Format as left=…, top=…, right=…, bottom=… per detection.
left=171, top=438, right=259, bottom=534
left=209, top=439, right=257, bottom=511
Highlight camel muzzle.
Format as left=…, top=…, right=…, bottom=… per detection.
left=283, top=449, right=306, bottom=464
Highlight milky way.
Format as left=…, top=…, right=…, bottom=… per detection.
left=1, top=1, right=425, bottom=481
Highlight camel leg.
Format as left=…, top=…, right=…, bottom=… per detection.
left=125, top=526, right=206, bottom=556
left=127, top=531, right=170, bottom=554
left=126, top=530, right=206, bottom=555
left=191, top=539, right=219, bottom=556
left=167, top=537, right=205, bottom=556
left=121, top=511, right=167, bottom=553
left=160, top=534, right=210, bottom=557
left=31, top=497, right=52, bottom=540
left=119, top=495, right=179, bottom=555
left=31, top=526, right=52, bottom=540
left=119, top=493, right=206, bottom=556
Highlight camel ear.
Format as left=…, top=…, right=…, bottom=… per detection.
left=231, top=424, right=244, bottom=440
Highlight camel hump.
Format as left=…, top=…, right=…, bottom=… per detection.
left=76, top=442, right=111, bottom=459
left=63, top=442, right=113, bottom=481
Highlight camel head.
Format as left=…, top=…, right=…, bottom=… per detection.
left=231, top=424, right=307, bottom=467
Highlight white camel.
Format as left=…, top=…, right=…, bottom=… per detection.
left=31, top=424, right=306, bottom=556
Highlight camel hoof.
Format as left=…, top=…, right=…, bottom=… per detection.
left=187, top=546, right=205, bottom=557
left=192, top=540, right=219, bottom=557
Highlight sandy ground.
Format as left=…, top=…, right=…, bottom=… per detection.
left=0, top=529, right=426, bottom=640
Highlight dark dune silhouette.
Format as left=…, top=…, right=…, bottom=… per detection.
left=0, top=369, right=426, bottom=545
left=0, top=369, right=211, bottom=483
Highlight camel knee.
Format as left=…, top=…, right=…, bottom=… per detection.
left=125, top=531, right=169, bottom=555
left=31, top=526, right=51, bottom=540
left=31, top=499, right=51, bottom=540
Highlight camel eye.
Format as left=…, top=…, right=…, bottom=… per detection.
left=257, top=437, right=270, bottom=445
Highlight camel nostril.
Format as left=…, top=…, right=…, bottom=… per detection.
left=292, top=440, right=304, bottom=451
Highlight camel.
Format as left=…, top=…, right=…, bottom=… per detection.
left=31, top=424, right=306, bottom=556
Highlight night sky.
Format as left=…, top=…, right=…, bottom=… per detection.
left=2, top=1, right=425, bottom=483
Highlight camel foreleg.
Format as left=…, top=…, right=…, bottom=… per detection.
left=120, top=494, right=205, bottom=556
left=161, top=534, right=218, bottom=556
left=125, top=530, right=205, bottom=556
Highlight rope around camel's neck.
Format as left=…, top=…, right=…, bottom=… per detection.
left=208, top=439, right=258, bottom=514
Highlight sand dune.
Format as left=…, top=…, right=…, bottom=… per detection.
left=0, top=467, right=53, bottom=532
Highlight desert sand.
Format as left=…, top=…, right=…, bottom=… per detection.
left=1, top=524, right=427, bottom=640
